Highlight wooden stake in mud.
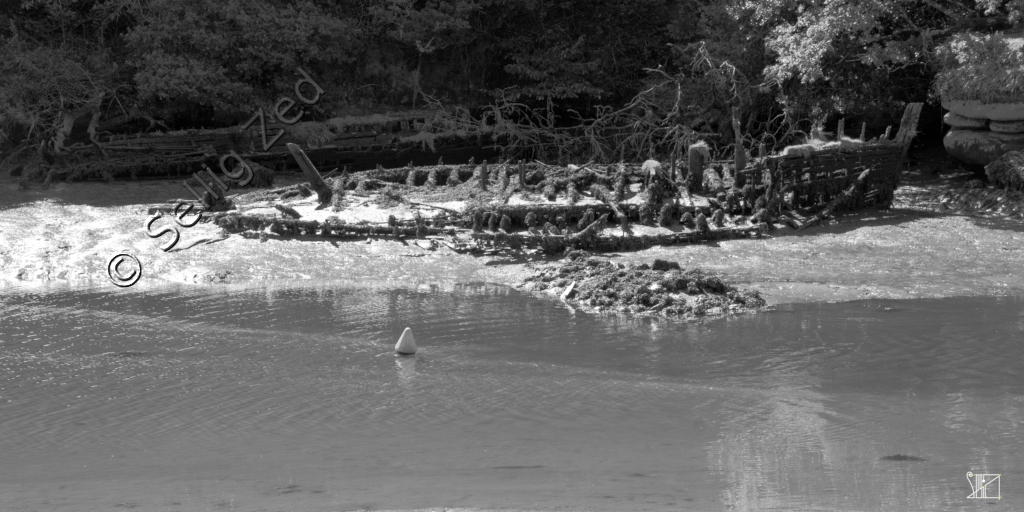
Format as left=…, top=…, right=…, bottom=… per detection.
left=518, top=159, right=525, bottom=187
left=860, top=123, right=867, bottom=142
left=480, top=161, right=489, bottom=191
left=688, top=144, right=706, bottom=194
left=286, top=143, right=332, bottom=204
left=893, top=102, right=923, bottom=171
left=837, top=118, right=845, bottom=140
left=894, top=104, right=922, bottom=145
left=732, top=107, right=746, bottom=172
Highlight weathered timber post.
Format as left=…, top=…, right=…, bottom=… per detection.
left=732, top=107, right=746, bottom=173
left=688, top=143, right=707, bottom=194
left=893, top=103, right=923, bottom=171
left=518, top=159, right=525, bottom=187
left=670, top=152, right=676, bottom=183
left=860, top=122, right=867, bottom=142
left=480, top=161, right=489, bottom=191
left=286, top=143, right=332, bottom=204
left=837, top=118, right=845, bottom=140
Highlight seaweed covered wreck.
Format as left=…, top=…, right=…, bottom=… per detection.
left=196, top=103, right=922, bottom=255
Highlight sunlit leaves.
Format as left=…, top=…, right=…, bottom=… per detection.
left=934, top=31, right=1024, bottom=102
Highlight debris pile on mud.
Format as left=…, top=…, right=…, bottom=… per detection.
left=519, top=253, right=766, bottom=319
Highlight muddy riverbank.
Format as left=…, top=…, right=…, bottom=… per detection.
left=2, top=148, right=1024, bottom=307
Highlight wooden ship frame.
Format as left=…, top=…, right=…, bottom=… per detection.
left=42, top=109, right=499, bottom=182
left=198, top=103, right=923, bottom=254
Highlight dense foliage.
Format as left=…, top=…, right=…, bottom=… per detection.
left=2, top=0, right=1022, bottom=158
left=934, top=31, right=1024, bottom=103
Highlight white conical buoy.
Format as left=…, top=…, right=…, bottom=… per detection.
left=395, top=327, right=417, bottom=355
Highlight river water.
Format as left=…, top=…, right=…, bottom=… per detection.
left=0, top=282, right=1021, bottom=511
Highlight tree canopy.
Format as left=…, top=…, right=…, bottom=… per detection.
left=1, top=0, right=1021, bottom=155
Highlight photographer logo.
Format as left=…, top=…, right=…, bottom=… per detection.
left=967, top=472, right=1001, bottom=500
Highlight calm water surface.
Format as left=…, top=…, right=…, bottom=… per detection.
left=0, top=282, right=1021, bottom=511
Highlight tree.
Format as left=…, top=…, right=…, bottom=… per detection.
left=125, top=0, right=361, bottom=121
left=495, top=0, right=675, bottom=106
left=754, top=0, right=1021, bottom=114
left=934, top=30, right=1024, bottom=103
left=0, top=0, right=142, bottom=153
left=365, top=0, right=486, bottom=107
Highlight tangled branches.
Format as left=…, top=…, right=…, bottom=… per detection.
left=413, top=43, right=810, bottom=165
left=0, top=38, right=110, bottom=152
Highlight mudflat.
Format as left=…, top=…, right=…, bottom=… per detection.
left=2, top=149, right=1022, bottom=307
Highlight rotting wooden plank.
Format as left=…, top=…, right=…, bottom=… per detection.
left=894, top=103, right=923, bottom=145
left=781, top=155, right=900, bottom=177
left=776, top=159, right=897, bottom=178
left=769, top=147, right=902, bottom=168
left=286, top=143, right=332, bottom=203
left=465, top=223, right=763, bottom=253
left=743, top=151, right=900, bottom=178
left=797, top=168, right=872, bottom=231
left=894, top=102, right=923, bottom=171
left=771, top=143, right=900, bottom=161
left=769, top=159, right=898, bottom=181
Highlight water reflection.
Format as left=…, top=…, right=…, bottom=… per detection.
left=396, top=355, right=417, bottom=385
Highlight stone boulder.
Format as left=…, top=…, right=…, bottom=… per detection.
left=991, top=120, right=1024, bottom=134
left=945, top=128, right=1024, bottom=167
left=985, top=150, right=1024, bottom=191
left=943, top=112, right=988, bottom=129
left=942, top=99, right=1024, bottom=121
left=942, top=99, right=1024, bottom=166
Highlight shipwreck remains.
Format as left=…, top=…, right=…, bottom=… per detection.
left=738, top=102, right=922, bottom=212
left=48, top=109, right=499, bottom=181
left=171, top=103, right=923, bottom=254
